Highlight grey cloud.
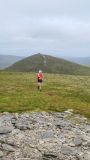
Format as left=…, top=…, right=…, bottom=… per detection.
left=0, top=0, right=90, bottom=57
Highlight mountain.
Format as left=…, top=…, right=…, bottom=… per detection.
left=0, top=55, right=24, bottom=69
left=65, top=57, right=90, bottom=67
left=6, top=53, right=90, bottom=75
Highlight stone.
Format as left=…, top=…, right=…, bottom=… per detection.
left=42, top=153, right=58, bottom=160
left=64, top=109, right=73, bottom=114
left=73, top=137, right=82, bottom=146
left=0, top=127, right=13, bottom=134
left=86, top=125, right=90, bottom=133
left=61, top=145, right=77, bottom=156
left=15, top=123, right=30, bottom=130
left=0, top=150, right=3, bottom=158
left=2, top=144, right=15, bottom=152
left=83, top=152, right=90, bottom=160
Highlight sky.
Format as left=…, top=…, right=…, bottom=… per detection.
left=0, top=0, right=90, bottom=57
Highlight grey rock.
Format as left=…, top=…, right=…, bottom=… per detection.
left=78, top=152, right=90, bottom=160
left=55, top=120, right=72, bottom=129
left=2, top=144, right=15, bottom=152
left=11, top=117, right=17, bottom=124
left=83, top=141, right=90, bottom=147
left=0, top=127, right=13, bottom=134
left=42, top=153, right=59, bottom=160
left=0, top=151, right=3, bottom=158
left=40, top=130, right=55, bottom=139
left=73, top=137, right=82, bottom=146
left=83, top=152, right=90, bottom=160
left=86, top=125, right=90, bottom=133
left=61, top=145, right=77, bottom=156
left=15, top=123, right=30, bottom=130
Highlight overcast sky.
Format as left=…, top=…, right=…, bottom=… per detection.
left=0, top=0, right=90, bottom=57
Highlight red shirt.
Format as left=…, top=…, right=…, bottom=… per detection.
left=37, top=73, right=43, bottom=80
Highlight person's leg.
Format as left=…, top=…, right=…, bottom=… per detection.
left=39, top=82, right=42, bottom=91
left=38, top=82, right=42, bottom=91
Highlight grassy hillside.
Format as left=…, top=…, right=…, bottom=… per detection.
left=0, top=71, right=90, bottom=118
left=0, top=55, right=24, bottom=69
left=6, top=53, right=90, bottom=75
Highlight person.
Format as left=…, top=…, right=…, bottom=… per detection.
left=37, top=70, right=43, bottom=91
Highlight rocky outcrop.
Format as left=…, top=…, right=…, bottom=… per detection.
left=0, top=110, right=90, bottom=160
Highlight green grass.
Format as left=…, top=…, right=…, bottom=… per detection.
left=0, top=72, right=90, bottom=118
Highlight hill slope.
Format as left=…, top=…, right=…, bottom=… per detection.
left=6, top=53, right=90, bottom=75
left=65, top=57, right=90, bottom=67
left=0, top=55, right=24, bottom=69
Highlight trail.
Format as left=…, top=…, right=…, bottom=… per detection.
left=42, top=55, right=47, bottom=66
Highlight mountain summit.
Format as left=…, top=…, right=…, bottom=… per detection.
left=6, top=53, right=90, bottom=75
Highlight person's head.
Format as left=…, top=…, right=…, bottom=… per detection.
left=39, top=70, right=42, bottom=73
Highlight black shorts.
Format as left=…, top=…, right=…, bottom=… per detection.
left=38, top=79, right=42, bottom=83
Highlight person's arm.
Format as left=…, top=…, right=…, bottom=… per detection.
left=37, top=73, right=39, bottom=80
left=42, top=73, right=44, bottom=80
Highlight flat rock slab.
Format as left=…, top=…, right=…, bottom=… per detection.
left=2, top=144, right=15, bottom=152
left=0, top=127, right=13, bottom=134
